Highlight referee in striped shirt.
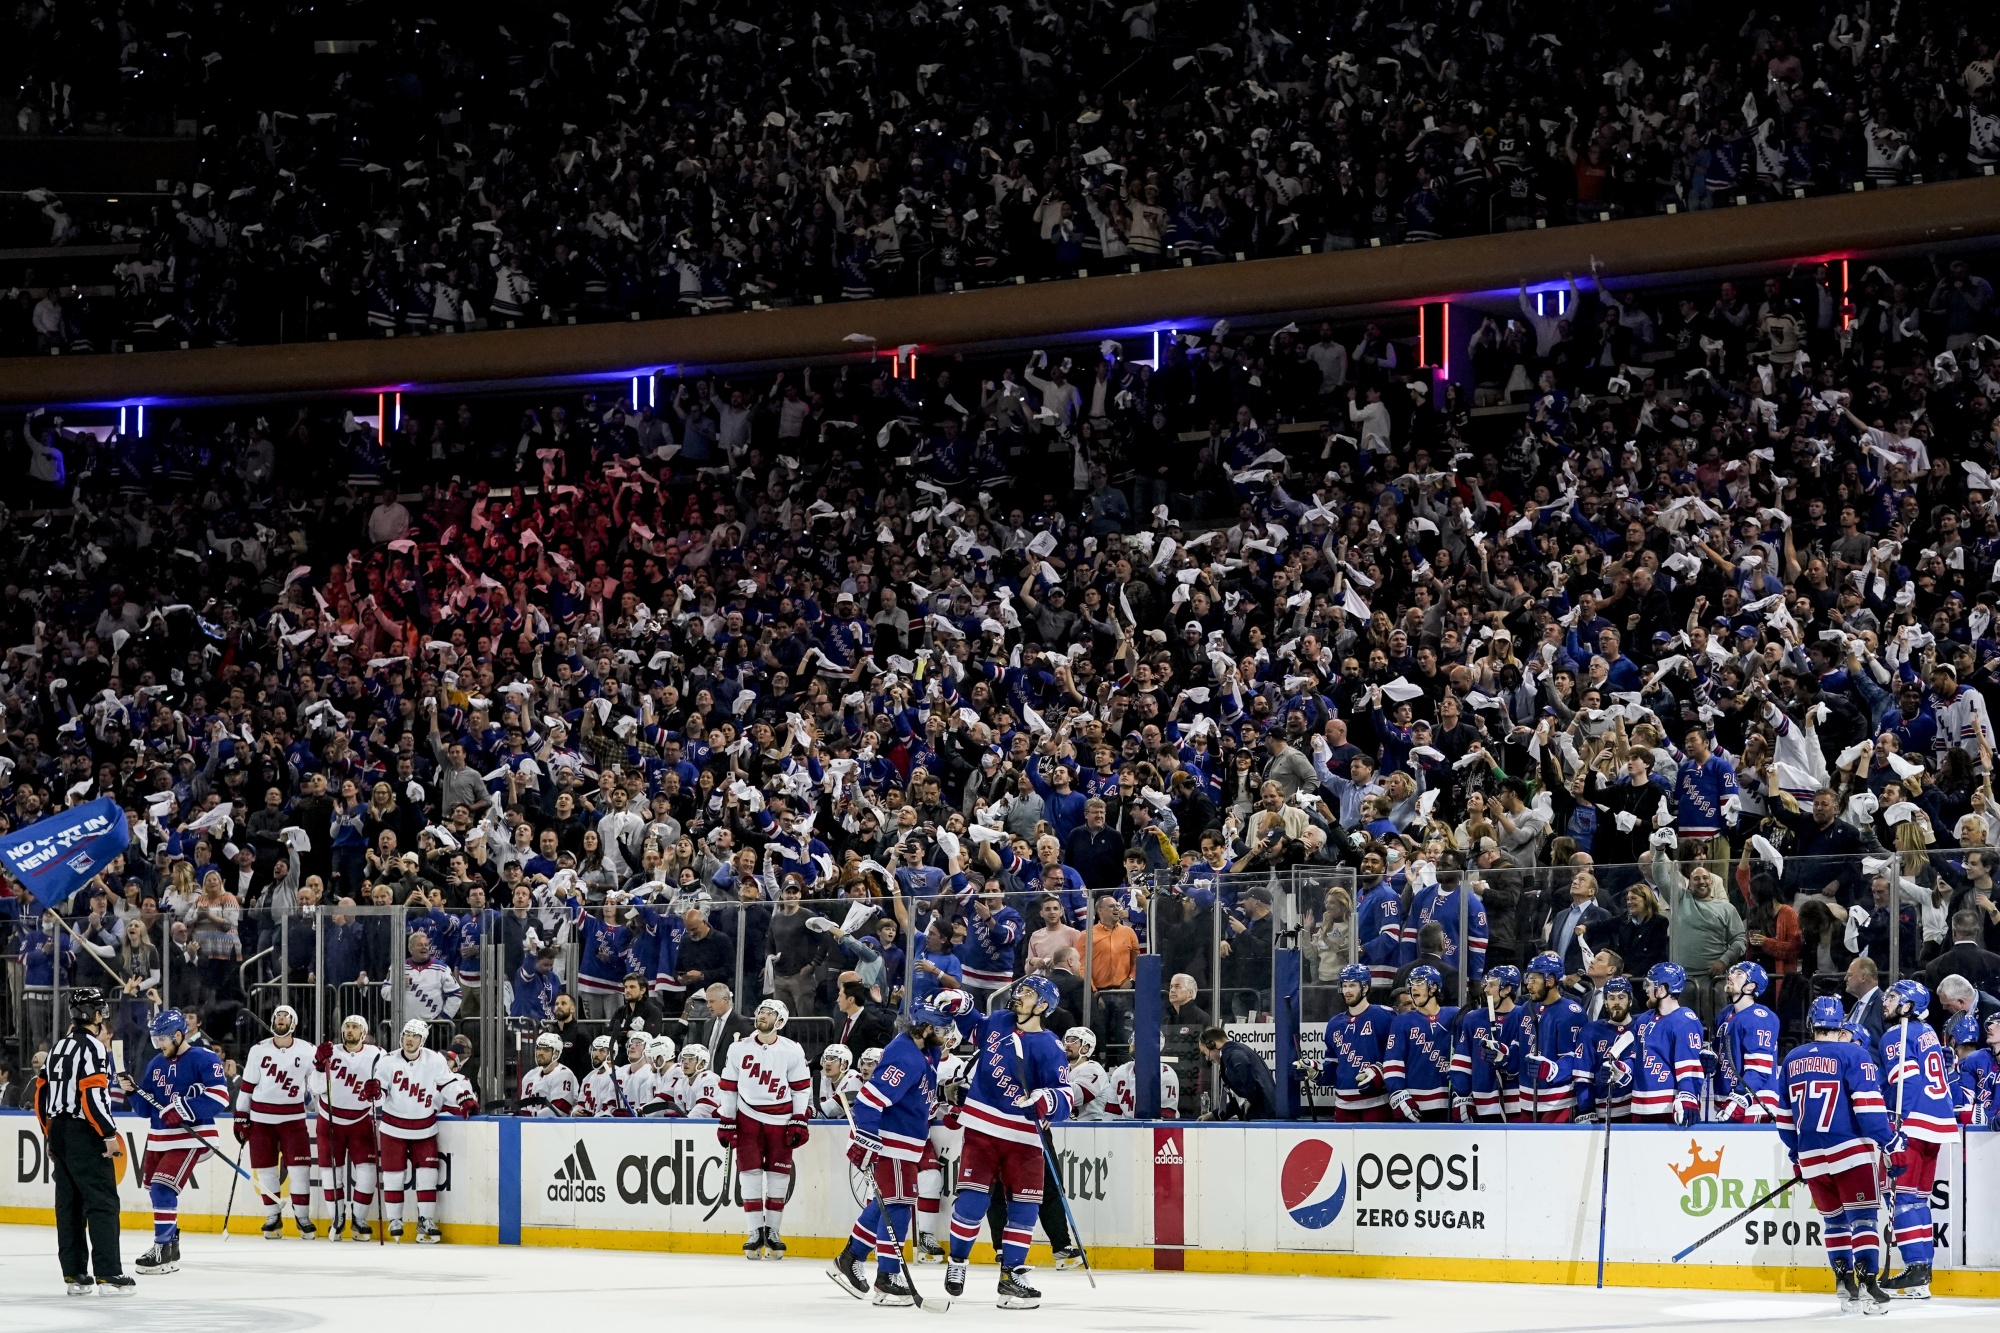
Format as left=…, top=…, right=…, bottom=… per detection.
left=32, top=988, right=134, bottom=1295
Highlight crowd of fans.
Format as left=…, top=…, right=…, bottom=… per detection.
left=7, top=237, right=2000, bottom=1120
left=7, top=1, right=2000, bottom=353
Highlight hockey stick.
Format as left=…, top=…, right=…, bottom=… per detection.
left=1670, top=1175, right=1803, bottom=1261
left=1009, top=1030, right=1095, bottom=1290
left=368, top=1052, right=386, bottom=1247
left=838, top=1091, right=949, bottom=1313
left=221, top=1142, right=247, bottom=1241
left=120, top=1082, right=262, bottom=1189
left=1594, top=1032, right=1634, bottom=1289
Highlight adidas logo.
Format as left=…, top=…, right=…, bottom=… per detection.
left=1154, top=1136, right=1184, bottom=1166
left=547, top=1140, right=606, bottom=1203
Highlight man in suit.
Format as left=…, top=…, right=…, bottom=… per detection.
left=696, top=981, right=754, bottom=1058
left=1163, top=973, right=1213, bottom=1119
left=1546, top=873, right=1614, bottom=975
left=1923, top=910, right=2000, bottom=999
left=830, top=976, right=895, bottom=1054
left=1047, top=945, right=1087, bottom=1034
left=0, top=1056, right=22, bottom=1109
left=1198, top=1027, right=1275, bottom=1119
left=1845, top=956, right=1885, bottom=1044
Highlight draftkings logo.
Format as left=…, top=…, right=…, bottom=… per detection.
left=549, top=1140, right=606, bottom=1203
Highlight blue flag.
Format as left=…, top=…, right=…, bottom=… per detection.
left=1, top=797, right=132, bottom=910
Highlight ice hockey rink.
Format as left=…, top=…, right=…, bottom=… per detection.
left=1, top=1225, right=1992, bottom=1333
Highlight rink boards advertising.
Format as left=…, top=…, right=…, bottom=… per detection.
left=3, top=1111, right=1996, bottom=1294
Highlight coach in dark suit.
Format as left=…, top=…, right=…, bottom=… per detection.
left=691, top=982, right=755, bottom=1058
left=830, top=978, right=896, bottom=1054
left=1845, top=957, right=1885, bottom=1045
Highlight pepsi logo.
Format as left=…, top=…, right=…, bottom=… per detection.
left=1281, top=1139, right=1347, bottom=1230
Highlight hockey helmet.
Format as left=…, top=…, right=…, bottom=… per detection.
left=680, top=1043, right=710, bottom=1070
left=1064, top=1026, right=1098, bottom=1056
left=1601, top=976, right=1634, bottom=998
left=1406, top=964, right=1443, bottom=993
left=590, top=1034, right=614, bottom=1052
left=1486, top=966, right=1522, bottom=994
left=645, top=1036, right=677, bottom=1063
left=1885, top=978, right=1930, bottom=1019
left=1337, top=963, right=1371, bottom=988
left=1727, top=961, right=1769, bottom=996
left=1012, top=974, right=1060, bottom=1014
left=1645, top=961, right=1688, bottom=995
left=1525, top=951, right=1564, bottom=981
left=271, top=1004, right=300, bottom=1032
left=821, top=1043, right=854, bottom=1067
left=150, top=1009, right=188, bottom=1041
left=402, top=1019, right=431, bottom=1041
left=1807, top=996, right=1848, bottom=1032
left=1945, top=1014, right=1979, bottom=1046
left=755, top=997, right=790, bottom=1028
left=535, top=1031, right=564, bottom=1053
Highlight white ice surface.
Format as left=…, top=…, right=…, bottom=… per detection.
left=0, top=1224, right=1988, bottom=1332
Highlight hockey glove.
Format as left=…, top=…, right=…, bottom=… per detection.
left=1013, top=1087, right=1062, bottom=1120
left=1353, top=1063, right=1382, bottom=1090
left=362, top=1078, right=383, bottom=1103
left=938, top=1078, right=968, bottom=1107
left=1531, top=1055, right=1562, bottom=1084
left=1605, top=1059, right=1633, bottom=1089
left=159, top=1098, right=188, bottom=1129
left=785, top=1121, right=810, bottom=1149
left=233, top=1112, right=251, bottom=1145
left=1884, top=1128, right=1907, bottom=1158
left=1389, top=1089, right=1420, bottom=1122
left=848, top=1129, right=882, bottom=1173
left=1478, top=1037, right=1509, bottom=1066
left=716, top=1120, right=737, bottom=1150
left=313, top=1041, right=334, bottom=1073
left=1673, top=1092, right=1700, bottom=1127
left=1451, top=1095, right=1472, bottom=1123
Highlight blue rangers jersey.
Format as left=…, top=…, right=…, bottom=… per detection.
left=134, top=1045, right=231, bottom=1152
left=1398, top=883, right=1488, bottom=984
left=850, top=1031, right=938, bottom=1162
left=1713, top=1002, right=1782, bottom=1118
left=1878, top=1021, right=1960, bottom=1144
left=956, top=905, right=1024, bottom=990
left=1382, top=1006, right=1460, bottom=1116
left=1954, top=1048, right=1997, bottom=1127
left=958, top=1010, right=1073, bottom=1148
left=1355, top=882, right=1402, bottom=988
left=1776, top=1039, right=1893, bottom=1178
left=1450, top=1004, right=1513, bottom=1114
left=1673, top=752, right=1739, bottom=838
left=1318, top=1003, right=1393, bottom=1112
left=1632, top=1007, right=1706, bottom=1117
left=1517, top=996, right=1588, bottom=1114
left=1580, top=1018, right=1636, bottom=1118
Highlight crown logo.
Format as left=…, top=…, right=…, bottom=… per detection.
left=1669, top=1140, right=1724, bottom=1187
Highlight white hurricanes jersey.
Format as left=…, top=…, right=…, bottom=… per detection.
left=928, top=1052, right=968, bottom=1156
left=618, top=1063, right=651, bottom=1113
left=437, top=1070, right=478, bottom=1118
left=818, top=1069, right=860, bottom=1119
left=684, top=1069, right=722, bottom=1118
left=1110, top=1060, right=1180, bottom=1118
left=238, top=1038, right=315, bottom=1123
left=1069, top=1059, right=1114, bottom=1120
left=578, top=1063, right=630, bottom=1117
left=718, top=1035, right=810, bottom=1125
left=377, top=1046, right=453, bottom=1139
left=314, top=1043, right=385, bottom=1127
left=519, top=1061, right=581, bottom=1117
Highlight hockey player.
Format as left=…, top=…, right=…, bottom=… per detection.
left=1581, top=977, right=1637, bottom=1121
left=235, top=1004, right=316, bottom=1238
left=377, top=1019, right=452, bottom=1243
left=857, top=1047, right=883, bottom=1081
left=120, top=1009, right=229, bottom=1274
left=1355, top=870, right=1403, bottom=992
left=1064, top=1027, right=1114, bottom=1120
left=818, top=1044, right=861, bottom=1119
left=518, top=1032, right=581, bottom=1117
left=1630, top=962, right=1705, bottom=1124
left=719, top=998, right=812, bottom=1260
left=638, top=1037, right=682, bottom=1116
left=1109, top=1035, right=1182, bottom=1120
left=1318, top=964, right=1393, bottom=1120
left=1515, top=952, right=1587, bottom=1122
left=618, top=1030, right=653, bottom=1112
left=1712, top=962, right=1781, bottom=1122
left=681, top=1044, right=721, bottom=1117
left=827, top=993, right=959, bottom=1306
left=1776, top=996, right=1897, bottom=1314
left=313, top=1015, right=384, bottom=1240
left=1451, top=967, right=1519, bottom=1122
left=576, top=1036, right=628, bottom=1117
left=945, top=974, right=1074, bottom=1309
left=1877, top=980, right=1957, bottom=1296
left=1381, top=965, right=1458, bottom=1121
left=1949, top=1014, right=1998, bottom=1126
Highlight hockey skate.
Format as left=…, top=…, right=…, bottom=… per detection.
left=944, top=1261, right=968, bottom=1297
left=914, top=1233, right=947, bottom=1264
left=996, top=1266, right=1041, bottom=1310
left=327, top=1210, right=347, bottom=1241
left=296, top=1217, right=318, bottom=1239
left=826, top=1245, right=870, bottom=1299
left=1053, top=1244, right=1086, bottom=1270
left=417, top=1218, right=443, bottom=1245
left=1857, top=1268, right=1892, bottom=1316
left=135, top=1242, right=178, bottom=1276
left=1833, top=1266, right=1860, bottom=1313
left=262, top=1217, right=285, bottom=1239
left=64, top=1275, right=93, bottom=1296
left=350, top=1220, right=374, bottom=1242
left=762, top=1230, right=787, bottom=1260
left=96, top=1275, right=137, bottom=1297
left=1880, top=1262, right=1930, bottom=1299
left=742, top=1231, right=766, bottom=1260
left=389, top=1219, right=404, bottom=1242
left=873, top=1271, right=916, bottom=1307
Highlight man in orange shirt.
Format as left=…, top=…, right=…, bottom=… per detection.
left=1087, top=893, right=1141, bottom=1059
